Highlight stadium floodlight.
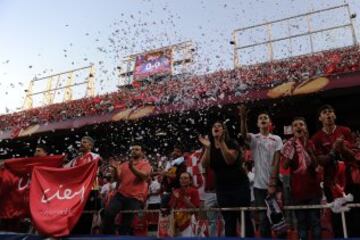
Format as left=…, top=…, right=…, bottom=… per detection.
left=231, top=4, right=358, bottom=67
left=23, top=65, right=95, bottom=110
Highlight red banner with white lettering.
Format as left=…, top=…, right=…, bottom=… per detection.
left=0, top=155, right=64, bottom=219
left=30, top=160, right=98, bottom=237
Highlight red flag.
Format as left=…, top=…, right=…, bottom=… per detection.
left=0, top=155, right=64, bottom=219
left=30, top=160, right=98, bottom=237
left=4, top=155, right=65, bottom=175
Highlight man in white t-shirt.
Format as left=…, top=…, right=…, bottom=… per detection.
left=239, top=105, right=283, bottom=238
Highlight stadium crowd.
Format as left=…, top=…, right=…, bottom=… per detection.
left=1, top=103, right=360, bottom=239
left=0, top=45, right=360, bottom=132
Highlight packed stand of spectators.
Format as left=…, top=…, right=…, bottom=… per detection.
left=1, top=45, right=360, bottom=132
left=1, top=103, right=360, bottom=238
left=94, top=104, right=359, bottom=238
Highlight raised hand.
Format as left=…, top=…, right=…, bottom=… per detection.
left=238, top=104, right=249, bottom=117
left=198, top=135, right=211, bottom=148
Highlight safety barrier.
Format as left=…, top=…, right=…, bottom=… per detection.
left=84, top=203, right=360, bottom=238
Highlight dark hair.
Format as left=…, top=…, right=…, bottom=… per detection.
left=180, top=172, right=193, bottom=185
left=317, top=104, right=335, bottom=116
left=130, top=142, right=142, bottom=148
left=292, top=116, right=306, bottom=123
left=173, top=143, right=185, bottom=153
left=130, top=142, right=147, bottom=155
left=257, top=111, right=271, bottom=120
left=36, top=144, right=49, bottom=154
left=208, top=121, right=231, bottom=145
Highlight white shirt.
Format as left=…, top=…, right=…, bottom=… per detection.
left=64, top=152, right=101, bottom=168
left=100, top=182, right=111, bottom=195
left=249, top=133, right=283, bottom=189
left=147, top=179, right=161, bottom=205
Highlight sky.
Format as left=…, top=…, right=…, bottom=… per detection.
left=0, top=0, right=359, bottom=114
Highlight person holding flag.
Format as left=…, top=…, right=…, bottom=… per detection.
left=65, top=136, right=101, bottom=167
left=67, top=136, right=102, bottom=234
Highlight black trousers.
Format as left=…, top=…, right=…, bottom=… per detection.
left=216, top=185, right=254, bottom=237
left=102, top=192, right=142, bottom=235
left=72, top=190, right=101, bottom=234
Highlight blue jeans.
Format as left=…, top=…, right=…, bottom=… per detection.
left=203, top=192, right=221, bottom=237
left=295, top=198, right=321, bottom=240
left=102, top=192, right=142, bottom=235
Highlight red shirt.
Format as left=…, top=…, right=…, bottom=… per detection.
left=311, top=126, right=354, bottom=157
left=312, top=126, right=354, bottom=198
left=169, top=186, right=200, bottom=209
left=71, top=152, right=101, bottom=167
left=117, top=159, right=152, bottom=203
left=169, top=186, right=200, bottom=231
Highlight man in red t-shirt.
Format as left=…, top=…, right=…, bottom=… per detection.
left=102, top=143, right=152, bottom=235
left=311, top=105, right=359, bottom=238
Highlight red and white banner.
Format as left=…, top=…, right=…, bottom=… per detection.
left=185, top=150, right=204, bottom=189
left=30, top=160, right=98, bottom=237
left=0, top=155, right=64, bottom=219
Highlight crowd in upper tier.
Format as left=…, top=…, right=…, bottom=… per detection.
left=1, top=45, right=359, bottom=132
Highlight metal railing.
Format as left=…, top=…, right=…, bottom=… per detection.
left=84, top=203, right=360, bottom=238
